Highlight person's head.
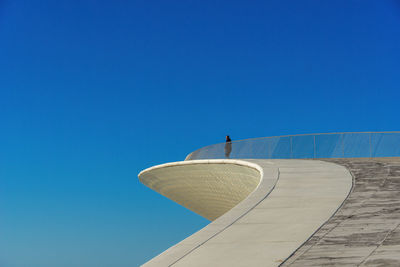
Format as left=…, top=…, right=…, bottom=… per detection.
left=226, top=135, right=230, bottom=141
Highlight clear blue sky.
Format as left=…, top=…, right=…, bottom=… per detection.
left=0, top=0, right=399, bottom=266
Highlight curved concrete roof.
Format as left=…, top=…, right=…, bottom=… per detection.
left=139, top=159, right=352, bottom=266
left=283, top=158, right=400, bottom=266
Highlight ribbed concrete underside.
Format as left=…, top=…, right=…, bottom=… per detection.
left=139, top=160, right=263, bottom=221
left=283, top=158, right=400, bottom=267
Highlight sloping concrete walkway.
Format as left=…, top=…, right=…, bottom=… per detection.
left=282, top=158, right=400, bottom=267
left=139, top=159, right=352, bottom=266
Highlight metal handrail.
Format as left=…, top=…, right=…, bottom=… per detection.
left=185, top=131, right=400, bottom=160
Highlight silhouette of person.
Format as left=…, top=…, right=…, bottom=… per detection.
left=225, top=135, right=232, bottom=158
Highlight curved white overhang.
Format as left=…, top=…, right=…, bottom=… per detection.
left=139, top=159, right=276, bottom=221
left=139, top=159, right=352, bottom=266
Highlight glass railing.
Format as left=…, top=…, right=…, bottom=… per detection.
left=185, top=132, right=400, bottom=160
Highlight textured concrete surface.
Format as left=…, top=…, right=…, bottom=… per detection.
left=139, top=159, right=352, bottom=266
left=283, top=158, right=400, bottom=267
left=139, top=160, right=270, bottom=221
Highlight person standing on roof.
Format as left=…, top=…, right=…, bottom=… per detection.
left=225, top=135, right=232, bottom=158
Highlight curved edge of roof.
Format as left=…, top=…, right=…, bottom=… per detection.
left=138, top=159, right=353, bottom=266
left=139, top=159, right=278, bottom=266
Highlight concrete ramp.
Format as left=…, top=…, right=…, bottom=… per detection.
left=139, top=159, right=352, bottom=266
